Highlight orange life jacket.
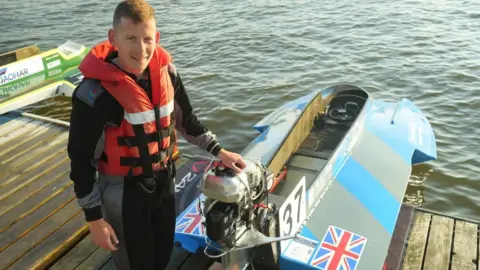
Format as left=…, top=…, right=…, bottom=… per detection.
left=78, top=41, right=179, bottom=177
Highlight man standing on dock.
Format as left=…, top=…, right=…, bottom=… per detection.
left=67, top=0, right=246, bottom=269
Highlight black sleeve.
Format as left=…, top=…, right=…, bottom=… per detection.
left=168, top=64, right=223, bottom=156
left=67, top=82, right=122, bottom=221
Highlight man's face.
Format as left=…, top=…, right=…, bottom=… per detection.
left=108, top=16, right=160, bottom=76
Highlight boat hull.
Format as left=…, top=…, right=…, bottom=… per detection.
left=173, top=84, right=437, bottom=270
left=0, top=41, right=87, bottom=115
left=280, top=95, right=436, bottom=270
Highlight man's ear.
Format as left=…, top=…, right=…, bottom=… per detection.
left=108, top=28, right=116, bottom=46
left=156, top=31, right=160, bottom=44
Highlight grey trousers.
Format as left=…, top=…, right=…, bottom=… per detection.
left=98, top=172, right=176, bottom=270
left=99, top=175, right=130, bottom=270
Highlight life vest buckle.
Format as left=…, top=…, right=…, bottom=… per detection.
left=125, top=138, right=132, bottom=148
left=158, top=151, right=168, bottom=169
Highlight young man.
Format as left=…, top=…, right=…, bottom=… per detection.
left=67, top=0, right=246, bottom=269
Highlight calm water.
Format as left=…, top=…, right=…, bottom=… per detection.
left=2, top=0, right=480, bottom=220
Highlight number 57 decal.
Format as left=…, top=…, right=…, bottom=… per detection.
left=278, top=176, right=307, bottom=252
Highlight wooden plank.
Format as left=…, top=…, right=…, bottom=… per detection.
left=0, top=163, right=70, bottom=220
left=0, top=199, right=81, bottom=269
left=0, top=126, right=65, bottom=164
left=49, top=235, right=98, bottom=270
left=423, top=215, right=454, bottom=270
left=74, top=246, right=202, bottom=270
left=73, top=246, right=111, bottom=270
left=0, top=147, right=67, bottom=187
left=0, top=116, right=35, bottom=139
left=0, top=119, right=45, bottom=147
left=0, top=122, right=55, bottom=157
left=0, top=44, right=40, bottom=64
left=7, top=212, right=89, bottom=270
left=0, top=150, right=68, bottom=200
left=0, top=138, right=66, bottom=182
left=14, top=45, right=41, bottom=61
left=402, top=212, right=431, bottom=270
left=4, top=131, right=68, bottom=169
left=55, top=240, right=197, bottom=270
left=451, top=221, right=478, bottom=270
left=268, top=94, right=325, bottom=176
left=0, top=184, right=75, bottom=251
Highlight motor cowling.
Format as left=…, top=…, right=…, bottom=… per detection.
left=199, top=159, right=274, bottom=248
left=200, top=159, right=268, bottom=203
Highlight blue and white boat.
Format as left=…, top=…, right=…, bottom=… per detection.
left=173, top=84, right=437, bottom=270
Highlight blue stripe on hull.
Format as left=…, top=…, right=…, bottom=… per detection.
left=364, top=100, right=417, bottom=164
left=335, top=156, right=400, bottom=235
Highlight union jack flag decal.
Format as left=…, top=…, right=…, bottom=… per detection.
left=175, top=200, right=205, bottom=236
left=311, top=225, right=367, bottom=270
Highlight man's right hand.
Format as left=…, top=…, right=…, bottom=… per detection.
left=88, top=219, right=119, bottom=251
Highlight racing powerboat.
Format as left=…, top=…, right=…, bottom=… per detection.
left=173, top=84, right=437, bottom=270
left=0, top=41, right=86, bottom=115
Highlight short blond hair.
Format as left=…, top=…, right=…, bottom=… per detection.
left=113, top=0, right=155, bottom=27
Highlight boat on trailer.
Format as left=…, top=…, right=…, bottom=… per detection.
left=0, top=42, right=437, bottom=270
left=173, top=84, right=437, bottom=270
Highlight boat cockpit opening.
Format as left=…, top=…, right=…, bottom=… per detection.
left=272, top=87, right=368, bottom=197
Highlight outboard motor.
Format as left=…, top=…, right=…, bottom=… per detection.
left=199, top=159, right=274, bottom=248
left=198, top=159, right=298, bottom=270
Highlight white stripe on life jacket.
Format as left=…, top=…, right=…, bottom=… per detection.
left=124, top=110, right=155, bottom=125
left=160, top=99, right=174, bottom=117
left=124, top=99, right=174, bottom=125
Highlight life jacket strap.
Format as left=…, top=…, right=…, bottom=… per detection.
left=100, top=143, right=175, bottom=168
left=117, top=120, right=175, bottom=148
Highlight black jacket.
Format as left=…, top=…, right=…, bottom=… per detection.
left=67, top=63, right=222, bottom=221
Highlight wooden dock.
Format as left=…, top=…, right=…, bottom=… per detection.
left=0, top=111, right=479, bottom=270
left=0, top=111, right=217, bottom=270
left=398, top=207, right=479, bottom=270
left=48, top=239, right=216, bottom=270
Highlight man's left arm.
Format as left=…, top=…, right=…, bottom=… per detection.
left=168, top=63, right=223, bottom=156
